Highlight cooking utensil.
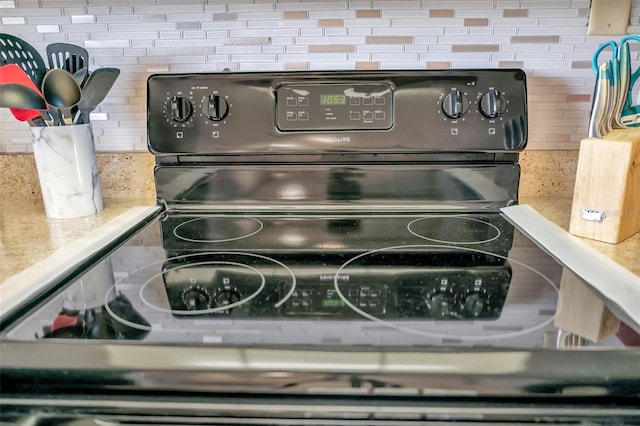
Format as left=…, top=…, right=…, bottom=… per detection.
left=592, top=35, right=640, bottom=130
left=0, top=33, right=47, bottom=87
left=588, top=62, right=610, bottom=138
left=0, top=63, right=48, bottom=125
left=41, top=68, right=82, bottom=125
left=0, top=83, right=47, bottom=109
left=46, top=42, right=88, bottom=74
left=74, top=67, right=120, bottom=124
left=72, top=67, right=89, bottom=87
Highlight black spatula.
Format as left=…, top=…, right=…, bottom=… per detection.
left=75, top=67, right=120, bottom=124
left=46, top=42, right=89, bottom=74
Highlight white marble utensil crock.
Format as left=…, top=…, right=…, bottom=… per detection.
left=30, top=123, right=103, bottom=219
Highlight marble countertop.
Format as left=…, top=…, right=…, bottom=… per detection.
left=1, top=196, right=638, bottom=286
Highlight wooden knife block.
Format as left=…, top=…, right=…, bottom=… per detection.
left=569, top=129, right=640, bottom=244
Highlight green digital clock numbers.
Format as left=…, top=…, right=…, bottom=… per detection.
left=320, top=94, right=347, bottom=105
left=322, top=299, right=346, bottom=308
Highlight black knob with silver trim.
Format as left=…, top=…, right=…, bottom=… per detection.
left=169, top=96, right=193, bottom=123
left=205, top=94, right=229, bottom=121
left=441, top=90, right=469, bottom=119
left=479, top=90, right=504, bottom=118
left=181, top=286, right=211, bottom=311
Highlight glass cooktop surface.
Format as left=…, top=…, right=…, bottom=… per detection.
left=2, top=211, right=619, bottom=349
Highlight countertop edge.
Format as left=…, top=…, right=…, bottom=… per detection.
left=0, top=206, right=160, bottom=321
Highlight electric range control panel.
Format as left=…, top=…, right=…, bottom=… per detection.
left=163, top=263, right=512, bottom=320
left=276, top=83, right=393, bottom=131
left=147, top=69, right=528, bottom=155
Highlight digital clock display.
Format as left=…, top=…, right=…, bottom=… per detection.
left=322, top=299, right=346, bottom=308
left=320, top=94, right=347, bottom=105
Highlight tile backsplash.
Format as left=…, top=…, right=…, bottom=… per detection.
left=1, top=0, right=639, bottom=152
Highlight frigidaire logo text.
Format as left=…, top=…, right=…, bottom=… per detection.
left=318, top=136, right=351, bottom=143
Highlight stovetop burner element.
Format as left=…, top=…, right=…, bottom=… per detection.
left=173, top=216, right=264, bottom=243
left=408, top=216, right=501, bottom=245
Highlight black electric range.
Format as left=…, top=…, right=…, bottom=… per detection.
left=2, top=70, right=639, bottom=425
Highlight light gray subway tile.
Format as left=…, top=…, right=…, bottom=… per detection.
left=146, top=64, right=170, bottom=72
left=231, top=53, right=277, bottom=62
left=347, top=53, right=371, bottom=61
left=405, top=45, right=428, bottom=53
left=276, top=2, right=347, bottom=11
left=308, top=10, right=355, bottom=19
left=309, top=61, right=354, bottom=70
left=539, top=17, right=588, bottom=27
left=1, top=7, right=60, bottom=16
left=382, top=10, right=430, bottom=18
left=184, top=31, right=206, bottom=38
left=488, top=18, right=537, bottom=27
left=167, top=14, right=213, bottom=22
left=84, top=40, right=130, bottom=48
left=285, top=45, right=308, bottom=53
left=237, top=12, right=282, bottom=20
left=229, top=3, right=274, bottom=12
left=296, top=35, right=362, bottom=44
left=204, top=5, right=228, bottom=13
left=132, top=40, right=154, bottom=48
left=277, top=53, right=348, bottom=61
left=216, top=45, right=261, bottom=54
left=0, top=0, right=16, bottom=7
left=133, top=5, right=204, bottom=13
left=529, top=8, right=578, bottom=18
left=248, top=19, right=316, bottom=28
left=343, top=18, right=390, bottom=27
left=325, top=28, right=348, bottom=36
left=469, top=28, right=492, bottom=36
left=90, top=47, right=126, bottom=56
left=96, top=15, right=141, bottom=23
left=379, top=61, right=424, bottom=69
left=238, top=62, right=284, bottom=71
left=1, top=17, right=25, bottom=24
left=139, top=55, right=206, bottom=64
left=300, top=28, right=324, bottom=36
left=28, top=15, right=69, bottom=24
left=445, top=27, right=469, bottom=36
left=392, top=18, right=462, bottom=27
left=140, top=13, right=166, bottom=23
left=86, top=6, right=109, bottom=14
left=356, top=44, right=403, bottom=53
left=371, top=53, right=418, bottom=61
left=202, top=21, right=246, bottom=31
left=211, top=12, right=238, bottom=21
left=155, top=38, right=221, bottom=47
left=262, top=45, right=284, bottom=54
left=91, top=31, right=159, bottom=41
left=496, top=0, right=520, bottom=7
left=207, top=54, right=231, bottom=62
left=158, top=31, right=180, bottom=39
left=494, top=27, right=517, bottom=36
left=230, top=28, right=299, bottom=37
left=71, top=15, right=95, bottom=24
left=522, top=0, right=570, bottom=8
left=36, top=25, right=60, bottom=33
left=349, top=28, right=372, bottom=35
left=176, top=21, right=201, bottom=30
left=93, top=56, right=139, bottom=65
left=456, top=9, right=502, bottom=18
left=372, top=27, right=441, bottom=36
left=108, top=22, right=175, bottom=31
left=270, top=37, right=294, bottom=45
left=224, top=37, right=270, bottom=45
left=373, top=1, right=420, bottom=8
left=62, top=23, right=107, bottom=32
left=427, top=0, right=494, bottom=9
left=123, top=48, right=146, bottom=56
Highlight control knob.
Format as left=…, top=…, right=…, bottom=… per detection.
left=204, top=94, right=229, bottom=121
left=479, top=90, right=504, bottom=118
left=441, top=90, right=469, bottom=119
left=426, top=293, right=450, bottom=319
left=169, top=96, right=193, bottom=122
left=214, top=288, right=242, bottom=314
left=182, top=286, right=211, bottom=311
left=464, top=293, right=485, bottom=317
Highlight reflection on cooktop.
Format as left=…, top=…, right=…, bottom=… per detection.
left=173, top=216, right=263, bottom=243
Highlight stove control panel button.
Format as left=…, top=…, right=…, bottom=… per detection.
left=479, top=90, right=504, bottom=118
left=204, top=94, right=229, bottom=121
left=169, top=96, right=193, bottom=123
left=441, top=90, right=469, bottom=119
